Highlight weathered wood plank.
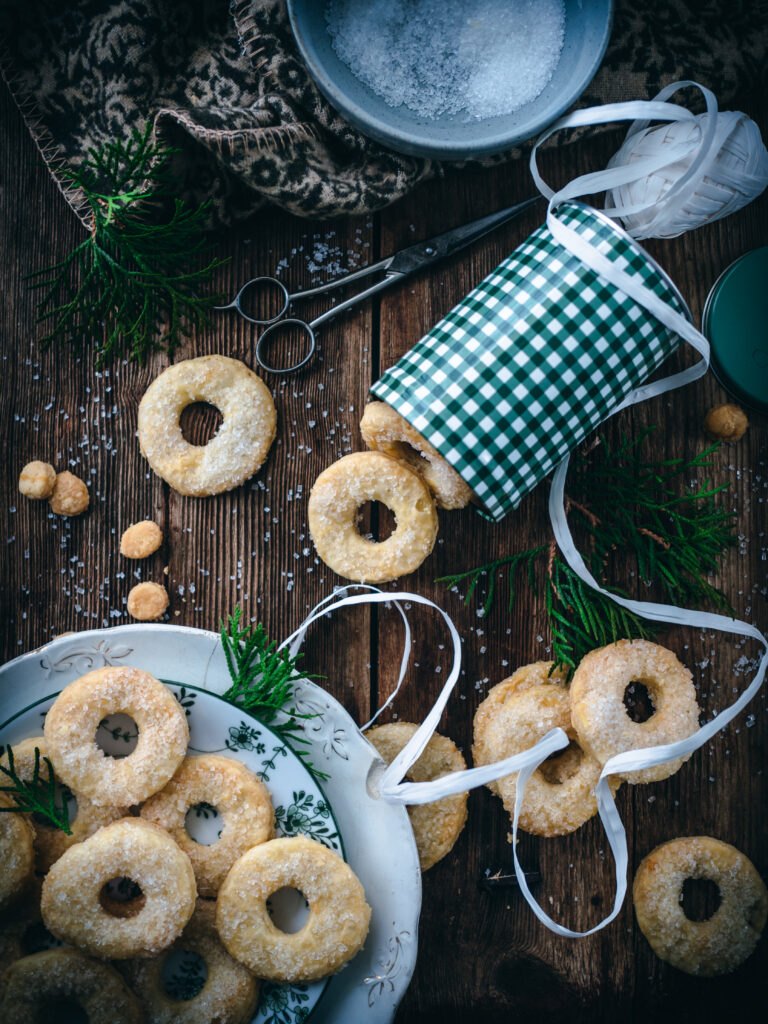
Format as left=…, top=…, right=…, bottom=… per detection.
left=0, top=82, right=376, bottom=726
left=0, top=88, right=165, bottom=655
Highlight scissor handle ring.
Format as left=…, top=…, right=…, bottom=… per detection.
left=232, top=277, right=290, bottom=325
left=255, top=319, right=316, bottom=375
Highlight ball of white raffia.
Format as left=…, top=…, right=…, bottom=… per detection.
left=607, top=111, right=768, bottom=240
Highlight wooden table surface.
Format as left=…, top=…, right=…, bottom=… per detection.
left=1, top=75, right=766, bottom=1023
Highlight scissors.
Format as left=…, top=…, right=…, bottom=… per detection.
left=216, top=195, right=540, bottom=374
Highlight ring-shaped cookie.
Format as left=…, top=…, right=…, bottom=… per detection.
left=308, top=451, right=438, bottom=583
left=472, top=661, right=569, bottom=799
left=216, top=836, right=371, bottom=982
left=125, top=899, right=259, bottom=1024
left=633, top=836, right=768, bottom=976
left=138, top=355, right=277, bottom=496
left=0, top=947, right=143, bottom=1023
left=0, top=793, right=35, bottom=908
left=141, top=754, right=274, bottom=897
left=2, top=737, right=127, bottom=872
left=366, top=722, right=468, bottom=870
left=360, top=401, right=473, bottom=510
left=473, top=678, right=619, bottom=836
left=41, top=818, right=197, bottom=959
left=43, top=666, right=189, bottom=806
left=570, top=640, right=700, bottom=784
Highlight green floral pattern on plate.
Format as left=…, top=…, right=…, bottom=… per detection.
left=275, top=791, right=339, bottom=849
left=260, top=983, right=312, bottom=1024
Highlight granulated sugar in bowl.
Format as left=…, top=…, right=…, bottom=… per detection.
left=287, top=0, right=613, bottom=158
left=326, top=0, right=566, bottom=122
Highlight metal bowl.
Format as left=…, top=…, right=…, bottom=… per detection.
left=287, top=0, right=613, bottom=160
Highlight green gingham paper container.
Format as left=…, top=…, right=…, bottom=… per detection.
left=371, top=201, right=689, bottom=521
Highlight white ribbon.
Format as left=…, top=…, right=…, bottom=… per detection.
left=530, top=82, right=721, bottom=235
left=281, top=588, right=572, bottom=809
left=520, top=81, right=768, bottom=935
left=281, top=586, right=634, bottom=937
left=281, top=584, right=413, bottom=731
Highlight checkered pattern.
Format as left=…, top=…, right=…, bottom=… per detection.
left=371, top=202, right=688, bottom=521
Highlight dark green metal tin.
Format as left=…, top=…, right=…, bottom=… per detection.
left=702, top=246, right=768, bottom=413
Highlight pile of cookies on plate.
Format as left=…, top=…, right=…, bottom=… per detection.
left=0, top=666, right=370, bottom=1022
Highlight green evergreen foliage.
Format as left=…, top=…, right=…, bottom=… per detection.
left=438, top=431, right=736, bottom=673
left=27, top=124, right=227, bottom=364
left=220, top=608, right=329, bottom=781
left=0, top=745, right=72, bottom=834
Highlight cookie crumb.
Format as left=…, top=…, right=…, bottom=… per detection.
left=49, top=472, right=89, bottom=516
left=120, top=521, right=163, bottom=559
left=703, top=403, right=748, bottom=442
left=18, top=460, right=56, bottom=499
left=127, top=582, right=169, bottom=621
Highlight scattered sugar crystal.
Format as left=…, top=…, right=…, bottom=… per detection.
left=326, top=0, right=565, bottom=121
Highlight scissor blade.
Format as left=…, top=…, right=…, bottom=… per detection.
left=387, top=195, right=541, bottom=277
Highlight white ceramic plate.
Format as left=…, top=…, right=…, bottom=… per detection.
left=0, top=625, right=421, bottom=1023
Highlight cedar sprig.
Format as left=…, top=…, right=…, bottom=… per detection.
left=26, top=123, right=228, bottom=365
left=544, top=557, right=654, bottom=669
left=567, top=431, right=735, bottom=612
left=0, top=745, right=72, bottom=834
left=438, top=430, right=737, bottom=673
left=220, top=608, right=328, bottom=781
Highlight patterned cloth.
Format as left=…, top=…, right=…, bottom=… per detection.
left=371, top=203, right=687, bottom=520
left=1, top=1, right=766, bottom=227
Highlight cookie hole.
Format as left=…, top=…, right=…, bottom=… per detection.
left=267, top=886, right=310, bottom=934
left=37, top=998, right=88, bottom=1024
left=21, top=919, right=61, bottom=955
left=623, top=681, right=655, bottom=723
left=180, top=402, right=223, bottom=446
left=162, top=948, right=208, bottom=1000
left=680, top=877, right=721, bottom=921
left=389, top=440, right=427, bottom=469
left=99, top=877, right=146, bottom=918
left=97, top=714, right=139, bottom=756
left=356, top=501, right=396, bottom=541
left=538, top=740, right=583, bottom=785
left=185, top=802, right=222, bottom=846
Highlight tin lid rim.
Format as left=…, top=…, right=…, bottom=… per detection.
left=701, top=245, right=768, bottom=414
